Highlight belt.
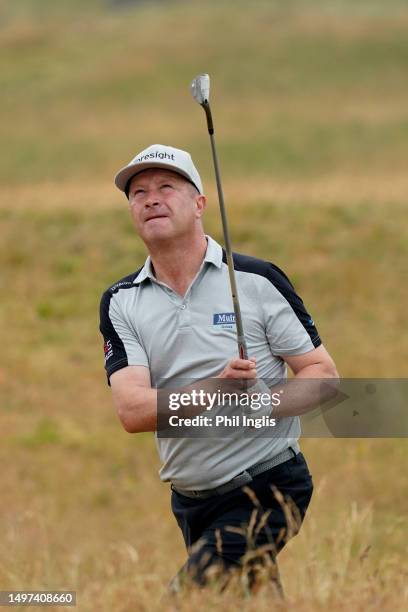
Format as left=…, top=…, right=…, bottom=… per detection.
left=171, top=446, right=298, bottom=499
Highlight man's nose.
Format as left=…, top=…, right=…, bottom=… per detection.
left=144, top=190, right=160, bottom=207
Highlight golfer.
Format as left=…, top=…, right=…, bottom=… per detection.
left=99, top=144, right=338, bottom=591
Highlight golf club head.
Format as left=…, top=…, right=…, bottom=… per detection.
left=190, top=73, right=210, bottom=106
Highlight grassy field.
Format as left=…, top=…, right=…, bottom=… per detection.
left=1, top=1, right=407, bottom=610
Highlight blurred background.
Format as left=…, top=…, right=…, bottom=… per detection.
left=1, top=0, right=407, bottom=610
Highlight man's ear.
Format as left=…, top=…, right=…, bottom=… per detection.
left=195, top=194, right=207, bottom=218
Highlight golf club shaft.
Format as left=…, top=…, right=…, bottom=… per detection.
left=204, top=105, right=248, bottom=360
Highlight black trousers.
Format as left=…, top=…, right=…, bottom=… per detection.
left=171, top=449, right=314, bottom=587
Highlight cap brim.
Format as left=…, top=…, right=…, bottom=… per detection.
left=114, top=161, right=198, bottom=194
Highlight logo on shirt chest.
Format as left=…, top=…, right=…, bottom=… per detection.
left=213, top=312, right=236, bottom=328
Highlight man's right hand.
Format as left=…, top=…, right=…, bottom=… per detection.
left=217, top=357, right=257, bottom=380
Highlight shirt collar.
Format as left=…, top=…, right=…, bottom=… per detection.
left=203, top=235, right=223, bottom=268
left=133, top=257, right=155, bottom=284
left=133, top=234, right=223, bottom=285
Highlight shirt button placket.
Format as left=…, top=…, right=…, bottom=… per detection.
left=179, top=301, right=191, bottom=328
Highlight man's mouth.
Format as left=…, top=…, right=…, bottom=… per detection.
left=145, top=215, right=168, bottom=222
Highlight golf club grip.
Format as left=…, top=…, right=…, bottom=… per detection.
left=238, top=336, right=248, bottom=360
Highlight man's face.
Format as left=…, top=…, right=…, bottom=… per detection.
left=127, top=168, right=206, bottom=244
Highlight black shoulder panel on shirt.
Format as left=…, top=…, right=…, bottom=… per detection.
left=222, top=250, right=321, bottom=348
left=99, top=266, right=144, bottom=385
left=107, top=267, right=144, bottom=295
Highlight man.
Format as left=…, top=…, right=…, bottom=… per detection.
left=99, top=144, right=338, bottom=592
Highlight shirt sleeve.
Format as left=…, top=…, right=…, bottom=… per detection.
left=99, top=289, right=149, bottom=384
left=260, top=262, right=322, bottom=356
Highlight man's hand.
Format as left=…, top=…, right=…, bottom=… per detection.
left=217, top=357, right=257, bottom=380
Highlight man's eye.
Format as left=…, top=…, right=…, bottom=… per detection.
left=132, top=189, right=144, bottom=196
left=161, top=184, right=173, bottom=189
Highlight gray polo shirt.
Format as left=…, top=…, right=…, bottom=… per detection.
left=100, top=236, right=321, bottom=490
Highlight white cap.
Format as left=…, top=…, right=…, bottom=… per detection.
left=114, top=144, right=203, bottom=196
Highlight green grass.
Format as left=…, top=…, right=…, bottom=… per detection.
left=1, top=0, right=408, bottom=183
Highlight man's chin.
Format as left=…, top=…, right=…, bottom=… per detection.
left=142, top=227, right=175, bottom=244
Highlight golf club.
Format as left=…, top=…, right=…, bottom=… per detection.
left=190, top=73, right=248, bottom=361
